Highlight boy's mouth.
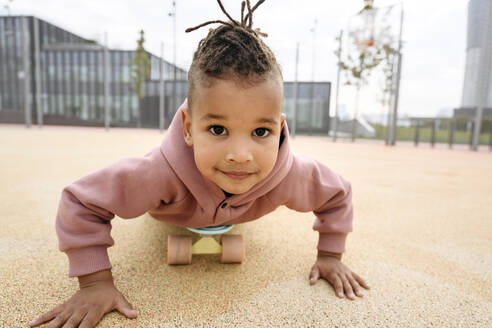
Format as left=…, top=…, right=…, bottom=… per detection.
left=221, top=170, right=253, bottom=180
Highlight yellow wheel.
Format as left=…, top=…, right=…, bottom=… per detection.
left=167, top=235, right=192, bottom=265
left=220, top=234, right=245, bottom=264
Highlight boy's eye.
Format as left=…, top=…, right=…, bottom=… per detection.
left=208, top=126, right=270, bottom=137
left=209, top=125, right=227, bottom=135
left=253, top=128, right=270, bottom=137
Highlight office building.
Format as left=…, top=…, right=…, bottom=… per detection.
left=459, top=0, right=492, bottom=118
left=0, top=15, right=187, bottom=128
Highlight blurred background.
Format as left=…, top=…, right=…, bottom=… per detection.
left=0, top=0, right=491, bottom=150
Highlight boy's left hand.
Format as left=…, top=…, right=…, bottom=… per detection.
left=309, top=253, right=370, bottom=300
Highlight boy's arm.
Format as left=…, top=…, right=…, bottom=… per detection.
left=56, top=146, right=178, bottom=278
left=282, top=156, right=353, bottom=256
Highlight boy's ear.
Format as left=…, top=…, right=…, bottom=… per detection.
left=181, top=108, right=193, bottom=147
left=280, top=113, right=286, bottom=130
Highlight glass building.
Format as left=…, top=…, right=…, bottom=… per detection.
left=0, top=15, right=187, bottom=128
left=460, top=0, right=492, bottom=118
left=0, top=15, right=331, bottom=132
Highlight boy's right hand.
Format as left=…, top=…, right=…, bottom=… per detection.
left=29, top=269, right=137, bottom=328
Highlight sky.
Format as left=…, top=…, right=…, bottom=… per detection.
left=3, top=0, right=469, bottom=119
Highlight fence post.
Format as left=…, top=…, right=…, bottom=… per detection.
left=414, top=119, right=420, bottom=146
left=431, top=119, right=436, bottom=148
left=489, top=128, right=492, bottom=151
left=448, top=120, right=455, bottom=149
left=469, top=120, right=474, bottom=150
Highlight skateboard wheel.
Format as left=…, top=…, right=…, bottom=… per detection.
left=220, top=234, right=245, bottom=264
left=167, top=235, right=192, bottom=265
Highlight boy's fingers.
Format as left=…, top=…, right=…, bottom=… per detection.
left=340, top=275, right=356, bottom=300
left=58, top=310, right=86, bottom=328
left=347, top=275, right=364, bottom=297
left=352, top=271, right=370, bottom=289
left=29, top=307, right=63, bottom=326
left=44, top=309, right=71, bottom=328
left=329, top=274, right=344, bottom=298
left=114, top=296, right=137, bottom=319
left=78, top=309, right=104, bottom=328
left=309, top=266, right=320, bottom=285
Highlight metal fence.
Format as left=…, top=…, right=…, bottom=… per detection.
left=409, top=118, right=492, bottom=150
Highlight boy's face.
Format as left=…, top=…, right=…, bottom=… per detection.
left=181, top=76, right=285, bottom=195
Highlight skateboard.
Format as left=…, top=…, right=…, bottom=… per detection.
left=167, top=224, right=245, bottom=265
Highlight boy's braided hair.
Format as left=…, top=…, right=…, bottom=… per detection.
left=185, top=0, right=283, bottom=109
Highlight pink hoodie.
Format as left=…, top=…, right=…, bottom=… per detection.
left=56, top=99, right=353, bottom=277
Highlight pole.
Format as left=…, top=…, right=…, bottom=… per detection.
left=292, top=42, right=299, bottom=138
left=385, top=44, right=397, bottom=146
left=332, top=29, right=343, bottom=142
left=309, top=18, right=317, bottom=135
left=385, top=86, right=393, bottom=145
left=21, top=16, right=31, bottom=128
left=34, top=17, right=43, bottom=128
left=414, top=119, right=420, bottom=146
left=351, top=81, right=360, bottom=142
left=448, top=120, right=455, bottom=149
left=472, top=0, right=492, bottom=151
left=430, top=119, right=436, bottom=147
left=159, top=42, right=165, bottom=133
left=104, top=31, right=110, bottom=131
left=172, top=1, right=177, bottom=114
left=390, top=5, right=404, bottom=146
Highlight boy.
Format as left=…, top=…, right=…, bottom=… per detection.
left=29, top=1, right=369, bottom=327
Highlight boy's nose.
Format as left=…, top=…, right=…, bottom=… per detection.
left=225, top=143, right=253, bottom=163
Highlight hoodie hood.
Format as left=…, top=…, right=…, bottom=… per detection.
left=160, top=98, right=294, bottom=208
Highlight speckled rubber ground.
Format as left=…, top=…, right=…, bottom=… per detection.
left=1, top=124, right=491, bottom=328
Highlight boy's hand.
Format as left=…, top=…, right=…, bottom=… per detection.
left=29, top=270, right=137, bottom=328
left=309, top=252, right=370, bottom=300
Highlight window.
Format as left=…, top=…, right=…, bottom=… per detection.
left=72, top=52, right=79, bottom=82
left=48, top=52, right=55, bottom=78
left=80, top=94, right=87, bottom=120
left=64, top=52, right=71, bottom=82
left=0, top=20, right=5, bottom=56
left=113, top=51, right=120, bottom=65
left=98, top=95, right=104, bottom=111
left=131, top=95, right=138, bottom=117
left=90, top=95, right=96, bottom=120
left=49, top=95, right=56, bottom=114
left=56, top=52, right=63, bottom=81
left=122, top=66, right=130, bottom=83
left=113, top=96, right=120, bottom=121
left=15, top=19, right=22, bottom=59
left=97, top=54, right=104, bottom=82
left=58, top=94, right=63, bottom=115
left=80, top=51, right=87, bottom=82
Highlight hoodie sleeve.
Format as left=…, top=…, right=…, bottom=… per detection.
left=56, top=146, right=176, bottom=278
left=281, top=155, right=353, bottom=254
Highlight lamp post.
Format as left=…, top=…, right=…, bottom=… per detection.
left=292, top=42, right=299, bottom=138
left=332, top=29, right=343, bottom=142
left=309, top=18, right=317, bottom=135
left=168, top=1, right=177, bottom=115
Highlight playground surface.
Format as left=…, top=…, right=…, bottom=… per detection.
left=0, top=123, right=491, bottom=327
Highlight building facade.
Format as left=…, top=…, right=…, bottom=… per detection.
left=0, top=15, right=187, bottom=128
left=461, top=0, right=492, bottom=110
left=0, top=15, right=331, bottom=132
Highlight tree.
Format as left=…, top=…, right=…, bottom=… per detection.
left=338, top=0, right=399, bottom=140
left=130, top=30, right=151, bottom=128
